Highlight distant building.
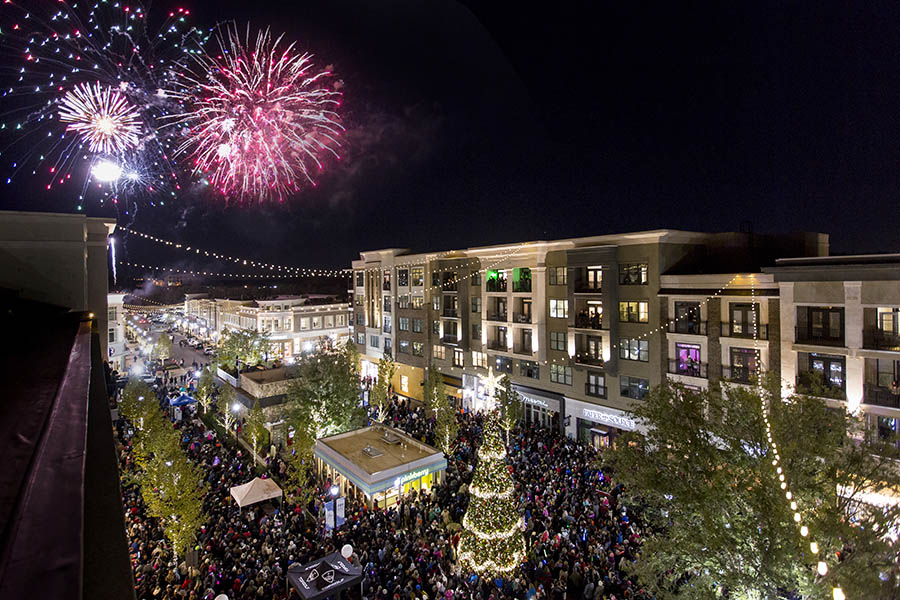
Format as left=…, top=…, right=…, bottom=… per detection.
left=185, top=294, right=350, bottom=356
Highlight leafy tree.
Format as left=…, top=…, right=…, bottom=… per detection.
left=370, top=352, right=396, bottom=423
left=216, top=329, right=273, bottom=370
left=218, top=383, right=238, bottom=435
left=607, top=379, right=900, bottom=600
left=284, top=425, right=317, bottom=509
left=284, top=344, right=365, bottom=439
left=194, top=367, right=215, bottom=414
left=119, top=379, right=206, bottom=558
left=153, top=333, right=172, bottom=361
left=245, top=399, right=269, bottom=462
left=425, top=362, right=457, bottom=454
left=496, top=374, right=522, bottom=443
left=458, top=411, right=525, bottom=575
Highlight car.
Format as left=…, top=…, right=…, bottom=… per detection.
left=204, top=348, right=215, bottom=356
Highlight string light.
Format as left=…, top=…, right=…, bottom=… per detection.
left=118, top=260, right=332, bottom=280
left=120, top=227, right=349, bottom=277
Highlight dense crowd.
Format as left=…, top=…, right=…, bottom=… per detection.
left=115, top=387, right=648, bottom=600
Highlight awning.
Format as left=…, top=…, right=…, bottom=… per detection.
left=287, top=552, right=362, bottom=600
left=229, top=477, right=282, bottom=508
left=512, top=384, right=563, bottom=412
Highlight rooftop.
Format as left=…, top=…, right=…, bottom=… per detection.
left=319, top=425, right=441, bottom=476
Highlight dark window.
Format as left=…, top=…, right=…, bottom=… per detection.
left=620, top=376, right=649, bottom=399
left=397, top=269, right=409, bottom=287
left=729, top=348, right=758, bottom=383
left=472, top=323, right=481, bottom=340
left=674, top=301, right=701, bottom=334
left=729, top=303, right=759, bottom=338
left=355, top=271, right=364, bottom=287
left=618, top=263, right=648, bottom=285
left=548, top=266, right=567, bottom=286
left=520, top=360, right=539, bottom=379
left=382, top=270, right=391, bottom=291
left=470, top=272, right=481, bottom=286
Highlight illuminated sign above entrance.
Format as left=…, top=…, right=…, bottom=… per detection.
left=393, top=468, right=430, bottom=488
left=582, top=408, right=637, bottom=431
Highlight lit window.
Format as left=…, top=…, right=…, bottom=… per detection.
left=550, top=299, right=569, bottom=319
left=401, top=375, right=409, bottom=393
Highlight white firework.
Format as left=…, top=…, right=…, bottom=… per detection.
left=58, top=82, right=142, bottom=154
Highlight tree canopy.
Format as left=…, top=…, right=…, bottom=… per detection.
left=425, top=362, right=457, bottom=454
left=606, top=379, right=900, bottom=600
left=370, top=352, right=396, bottom=422
left=216, top=329, right=273, bottom=370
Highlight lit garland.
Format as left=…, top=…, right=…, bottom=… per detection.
left=457, top=412, right=525, bottom=574
left=748, top=274, right=845, bottom=600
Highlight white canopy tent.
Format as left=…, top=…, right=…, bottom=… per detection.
left=229, top=477, right=283, bottom=508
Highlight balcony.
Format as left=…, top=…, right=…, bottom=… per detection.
left=721, top=365, right=758, bottom=384
left=795, top=373, right=846, bottom=400
left=863, top=384, right=900, bottom=409
left=721, top=323, right=767, bottom=340
left=513, top=343, right=533, bottom=356
left=486, top=279, right=507, bottom=293
left=574, top=353, right=604, bottom=367
left=574, top=313, right=604, bottom=330
left=441, top=280, right=458, bottom=292
left=486, top=311, right=508, bottom=322
left=667, top=358, right=707, bottom=378
left=513, top=312, right=532, bottom=324
left=667, top=321, right=707, bottom=335
left=487, top=340, right=507, bottom=351
left=585, top=382, right=607, bottom=398
left=863, top=328, right=900, bottom=352
left=442, top=308, right=459, bottom=318
left=574, top=281, right=603, bottom=294
left=512, top=280, right=532, bottom=293
left=794, top=327, right=844, bottom=347
left=441, top=335, right=461, bottom=346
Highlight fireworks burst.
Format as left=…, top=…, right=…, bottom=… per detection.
left=171, top=25, right=343, bottom=202
left=59, top=82, right=142, bottom=154
left=0, top=1, right=208, bottom=207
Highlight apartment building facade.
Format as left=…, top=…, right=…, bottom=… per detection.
left=351, top=230, right=826, bottom=448
left=765, top=255, right=900, bottom=446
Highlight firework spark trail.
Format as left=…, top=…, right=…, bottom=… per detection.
left=0, top=1, right=208, bottom=207
left=169, top=25, right=344, bottom=202
left=59, top=82, right=141, bottom=154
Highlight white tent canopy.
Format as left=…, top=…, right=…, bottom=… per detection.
left=229, top=477, right=282, bottom=508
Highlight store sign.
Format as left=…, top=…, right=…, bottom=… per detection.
left=394, top=468, right=430, bottom=488
left=520, top=394, right=549, bottom=409
left=582, top=408, right=636, bottom=431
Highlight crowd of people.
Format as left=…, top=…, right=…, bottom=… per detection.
left=115, top=386, right=648, bottom=600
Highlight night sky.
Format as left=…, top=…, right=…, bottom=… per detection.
left=3, top=1, right=900, bottom=271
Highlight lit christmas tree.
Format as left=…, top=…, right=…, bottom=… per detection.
left=457, top=411, right=525, bottom=575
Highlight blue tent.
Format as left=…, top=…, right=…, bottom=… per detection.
left=168, top=393, right=196, bottom=407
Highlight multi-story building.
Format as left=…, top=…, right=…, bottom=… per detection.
left=106, top=293, right=129, bottom=371
left=351, top=230, right=827, bottom=447
left=216, top=295, right=351, bottom=357
left=766, top=254, right=900, bottom=446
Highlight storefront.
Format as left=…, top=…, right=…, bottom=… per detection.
left=513, top=384, right=564, bottom=433
left=564, top=397, right=641, bottom=449
left=314, top=425, right=446, bottom=509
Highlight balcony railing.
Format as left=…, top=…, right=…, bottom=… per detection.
left=863, top=328, right=900, bottom=352
left=667, top=359, right=707, bottom=378
left=442, top=308, right=459, bottom=318
left=513, top=312, right=532, bottom=324
left=585, top=382, right=607, bottom=398
left=795, top=373, right=847, bottom=400
left=721, top=322, right=768, bottom=340
left=721, top=365, right=758, bottom=384
left=794, top=327, right=844, bottom=347
left=382, top=324, right=392, bottom=334
left=441, top=280, right=458, bottom=292
left=486, top=280, right=507, bottom=293
left=512, top=281, right=532, bottom=293
left=441, top=335, right=460, bottom=346
left=486, top=311, right=508, bottom=322
left=574, top=314, right=604, bottom=330
left=574, top=353, right=604, bottom=367
left=487, top=340, right=507, bottom=351
left=864, top=384, right=900, bottom=409
left=513, top=343, right=533, bottom=356
left=574, top=281, right=602, bottom=294
left=667, top=320, right=707, bottom=335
